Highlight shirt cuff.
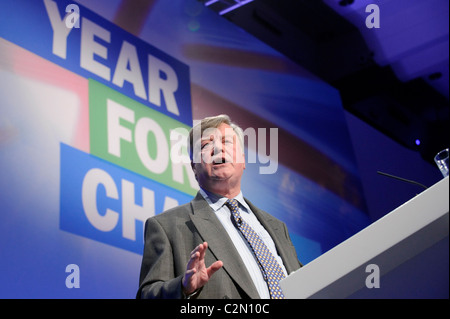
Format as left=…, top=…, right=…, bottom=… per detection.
left=181, top=286, right=202, bottom=299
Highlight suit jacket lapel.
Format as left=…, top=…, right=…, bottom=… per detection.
left=189, top=193, right=260, bottom=299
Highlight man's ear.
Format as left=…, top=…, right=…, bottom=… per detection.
left=191, top=161, right=198, bottom=180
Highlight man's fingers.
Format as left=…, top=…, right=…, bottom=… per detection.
left=189, top=244, right=200, bottom=256
left=186, top=242, right=208, bottom=270
left=190, top=250, right=200, bottom=260
left=198, top=242, right=207, bottom=260
left=190, top=242, right=206, bottom=258
left=183, top=243, right=223, bottom=295
left=186, top=251, right=200, bottom=270
left=207, top=260, right=223, bottom=278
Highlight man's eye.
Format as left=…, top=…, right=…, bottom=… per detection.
left=201, top=142, right=212, bottom=149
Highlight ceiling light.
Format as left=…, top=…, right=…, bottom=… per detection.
left=204, top=0, right=254, bottom=16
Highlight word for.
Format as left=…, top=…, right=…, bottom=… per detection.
left=89, top=79, right=197, bottom=196
left=104, top=98, right=196, bottom=188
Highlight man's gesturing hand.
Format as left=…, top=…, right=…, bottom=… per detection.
left=182, top=242, right=223, bottom=296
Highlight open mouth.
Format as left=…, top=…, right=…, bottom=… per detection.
left=212, top=157, right=229, bottom=165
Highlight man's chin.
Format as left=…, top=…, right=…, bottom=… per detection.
left=210, top=167, right=235, bottom=180
left=211, top=172, right=232, bottom=181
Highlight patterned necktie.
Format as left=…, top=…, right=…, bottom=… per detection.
left=226, top=199, right=285, bottom=299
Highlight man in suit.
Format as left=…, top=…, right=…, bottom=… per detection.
left=137, top=115, right=302, bottom=299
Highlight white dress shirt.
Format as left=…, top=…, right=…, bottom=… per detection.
left=199, top=188, right=287, bottom=299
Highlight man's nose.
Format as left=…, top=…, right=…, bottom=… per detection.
left=211, top=140, right=224, bottom=155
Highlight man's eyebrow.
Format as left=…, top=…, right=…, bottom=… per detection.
left=199, top=133, right=235, bottom=142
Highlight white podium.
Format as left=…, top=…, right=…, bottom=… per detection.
left=280, top=176, right=449, bottom=299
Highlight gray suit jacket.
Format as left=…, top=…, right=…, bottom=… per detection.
left=137, top=192, right=302, bottom=299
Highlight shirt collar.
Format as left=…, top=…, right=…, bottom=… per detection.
left=199, top=188, right=251, bottom=213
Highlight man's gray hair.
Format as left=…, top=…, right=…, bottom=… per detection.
left=188, top=114, right=244, bottom=160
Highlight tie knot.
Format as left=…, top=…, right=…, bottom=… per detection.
left=226, top=199, right=239, bottom=212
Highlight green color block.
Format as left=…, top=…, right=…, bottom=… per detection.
left=89, top=79, right=197, bottom=196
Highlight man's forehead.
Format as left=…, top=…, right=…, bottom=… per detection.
left=201, top=127, right=236, bottom=140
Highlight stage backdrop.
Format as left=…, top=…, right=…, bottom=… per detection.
left=0, top=0, right=370, bottom=298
